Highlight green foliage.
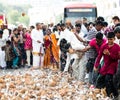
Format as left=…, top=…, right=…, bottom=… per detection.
left=18, top=15, right=30, bottom=26
left=8, top=10, right=20, bottom=25
left=0, top=3, right=4, bottom=13
left=0, top=2, right=31, bottom=26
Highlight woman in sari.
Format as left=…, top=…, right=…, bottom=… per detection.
left=43, top=29, right=59, bottom=69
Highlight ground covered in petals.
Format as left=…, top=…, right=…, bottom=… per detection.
left=0, top=69, right=113, bottom=100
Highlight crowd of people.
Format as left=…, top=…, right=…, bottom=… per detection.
left=0, top=16, right=120, bottom=99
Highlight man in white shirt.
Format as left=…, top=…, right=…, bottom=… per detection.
left=58, top=23, right=72, bottom=45
left=69, top=23, right=87, bottom=81
left=62, top=23, right=87, bottom=81
left=31, top=23, right=44, bottom=69
left=58, top=23, right=73, bottom=71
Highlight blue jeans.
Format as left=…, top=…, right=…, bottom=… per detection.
left=86, top=58, right=95, bottom=84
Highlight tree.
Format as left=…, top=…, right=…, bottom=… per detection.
left=0, top=3, right=5, bottom=13
left=0, top=2, right=31, bottom=26
left=8, top=10, right=21, bottom=25
left=18, top=14, right=30, bottom=26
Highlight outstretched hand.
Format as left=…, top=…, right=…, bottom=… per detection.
left=103, top=49, right=110, bottom=55
left=81, top=48, right=88, bottom=52
left=68, top=48, right=75, bottom=54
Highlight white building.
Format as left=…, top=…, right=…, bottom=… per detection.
left=0, top=0, right=30, bottom=5
left=28, top=0, right=64, bottom=25
left=92, top=0, right=120, bottom=21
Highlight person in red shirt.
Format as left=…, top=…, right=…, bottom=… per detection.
left=84, top=32, right=106, bottom=85
left=94, top=32, right=120, bottom=98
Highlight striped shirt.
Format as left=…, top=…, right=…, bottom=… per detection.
left=86, top=27, right=97, bottom=42
left=85, top=27, right=98, bottom=59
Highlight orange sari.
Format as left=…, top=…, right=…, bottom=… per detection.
left=43, top=33, right=59, bottom=68
left=50, top=33, right=59, bottom=63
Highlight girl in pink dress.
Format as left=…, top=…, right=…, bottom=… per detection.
left=24, top=30, right=32, bottom=67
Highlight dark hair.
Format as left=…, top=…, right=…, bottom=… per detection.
left=107, top=32, right=115, bottom=38
left=83, top=23, right=89, bottom=28
left=115, top=23, right=120, bottom=27
left=53, top=26, right=57, bottom=32
left=88, top=22, right=95, bottom=26
left=95, top=21, right=104, bottom=26
left=60, top=38, right=71, bottom=52
left=6, top=40, right=11, bottom=45
left=41, top=23, right=44, bottom=25
left=97, top=16, right=104, bottom=22
left=60, top=38, right=67, bottom=44
left=36, top=22, right=41, bottom=26
left=30, top=25, right=35, bottom=29
left=75, top=23, right=81, bottom=28
left=114, top=26, right=120, bottom=33
left=112, top=16, right=120, bottom=21
left=57, top=23, right=61, bottom=26
left=60, top=23, right=65, bottom=27
left=0, top=30, right=3, bottom=35
left=96, top=32, right=103, bottom=40
left=13, top=28, right=18, bottom=32
left=103, top=21, right=108, bottom=27
left=47, top=29, right=52, bottom=33
left=8, top=29, right=12, bottom=35
left=83, top=17, right=87, bottom=20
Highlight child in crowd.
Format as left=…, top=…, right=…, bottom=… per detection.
left=24, top=29, right=32, bottom=68
left=2, top=40, right=15, bottom=69
left=94, top=32, right=120, bottom=98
